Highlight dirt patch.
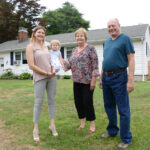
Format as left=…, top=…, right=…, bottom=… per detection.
left=21, top=144, right=41, bottom=150
left=20, top=93, right=34, bottom=97
left=0, top=88, right=24, bottom=99
left=144, top=110, right=150, bottom=114
left=0, top=121, right=16, bottom=150
left=23, top=109, right=30, bottom=113
left=0, top=121, right=40, bottom=150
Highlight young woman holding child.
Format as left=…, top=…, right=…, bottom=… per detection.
left=26, top=26, right=59, bottom=142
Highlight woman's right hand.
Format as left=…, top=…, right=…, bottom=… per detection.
left=47, top=72, right=56, bottom=77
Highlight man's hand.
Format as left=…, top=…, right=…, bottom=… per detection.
left=127, top=77, right=134, bottom=93
left=99, top=79, right=103, bottom=89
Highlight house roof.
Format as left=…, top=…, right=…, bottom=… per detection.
left=0, top=24, right=148, bottom=52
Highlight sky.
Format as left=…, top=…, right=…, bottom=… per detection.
left=39, top=0, right=150, bottom=30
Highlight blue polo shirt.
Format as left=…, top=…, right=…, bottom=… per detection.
left=102, top=33, right=135, bottom=72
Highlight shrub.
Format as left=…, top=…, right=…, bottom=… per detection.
left=18, top=73, right=32, bottom=80
left=63, top=75, right=71, bottom=79
left=0, top=71, right=17, bottom=79
left=56, top=75, right=61, bottom=79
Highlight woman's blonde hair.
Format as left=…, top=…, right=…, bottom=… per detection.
left=75, top=28, right=87, bottom=41
left=30, top=26, right=46, bottom=47
left=50, top=40, right=61, bottom=49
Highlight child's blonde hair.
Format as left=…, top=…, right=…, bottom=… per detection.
left=50, top=40, right=61, bottom=49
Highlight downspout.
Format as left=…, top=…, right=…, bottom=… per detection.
left=141, top=37, right=145, bottom=81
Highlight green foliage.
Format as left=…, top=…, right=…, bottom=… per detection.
left=63, top=75, right=71, bottom=79
left=56, top=75, right=61, bottom=79
left=18, top=72, right=32, bottom=80
left=0, top=0, right=46, bottom=43
left=0, top=71, right=18, bottom=79
left=43, top=2, right=90, bottom=35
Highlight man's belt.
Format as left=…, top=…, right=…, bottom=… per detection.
left=104, top=68, right=126, bottom=76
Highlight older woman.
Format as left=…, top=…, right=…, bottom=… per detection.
left=26, top=26, right=58, bottom=142
left=65, top=28, right=99, bottom=133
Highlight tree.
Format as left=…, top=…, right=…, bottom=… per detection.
left=0, top=0, right=46, bottom=43
left=0, top=0, right=17, bottom=43
left=42, top=2, right=90, bottom=35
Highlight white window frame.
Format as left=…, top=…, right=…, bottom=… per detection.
left=66, top=47, right=73, bottom=60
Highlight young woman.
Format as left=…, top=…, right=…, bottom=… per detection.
left=26, top=26, right=58, bottom=142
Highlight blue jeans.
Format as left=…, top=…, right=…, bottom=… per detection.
left=102, top=71, right=132, bottom=144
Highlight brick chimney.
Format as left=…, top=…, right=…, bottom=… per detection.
left=18, top=27, right=28, bottom=42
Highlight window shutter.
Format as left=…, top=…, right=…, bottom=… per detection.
left=10, top=52, right=14, bottom=65
left=60, top=47, right=64, bottom=58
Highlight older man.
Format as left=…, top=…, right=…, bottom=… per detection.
left=99, top=18, right=135, bottom=149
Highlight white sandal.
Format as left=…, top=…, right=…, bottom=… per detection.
left=49, top=126, right=58, bottom=136
left=33, top=129, right=40, bottom=142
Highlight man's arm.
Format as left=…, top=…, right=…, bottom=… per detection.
left=127, top=53, right=135, bottom=93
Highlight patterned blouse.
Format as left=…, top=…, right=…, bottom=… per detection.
left=65, top=44, right=99, bottom=84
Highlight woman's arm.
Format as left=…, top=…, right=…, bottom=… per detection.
left=26, top=44, right=55, bottom=76
left=89, top=46, right=100, bottom=90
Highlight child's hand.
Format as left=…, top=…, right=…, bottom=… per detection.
left=52, top=67, right=56, bottom=73
left=62, top=65, right=65, bottom=71
left=51, top=66, right=56, bottom=74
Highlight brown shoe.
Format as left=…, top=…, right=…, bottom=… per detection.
left=87, top=127, right=96, bottom=134
left=87, top=129, right=95, bottom=134
left=76, top=126, right=85, bottom=131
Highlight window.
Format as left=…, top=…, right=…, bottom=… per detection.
left=14, top=51, right=27, bottom=65
left=66, top=47, right=73, bottom=60
left=15, top=52, right=21, bottom=60
left=0, top=58, right=4, bottom=67
left=22, top=51, right=27, bottom=64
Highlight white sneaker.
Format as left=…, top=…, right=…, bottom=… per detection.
left=101, top=133, right=110, bottom=138
left=117, top=142, right=131, bottom=149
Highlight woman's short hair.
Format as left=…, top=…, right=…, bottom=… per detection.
left=50, top=40, right=61, bottom=49
left=75, top=28, right=87, bottom=41
left=30, top=26, right=46, bottom=46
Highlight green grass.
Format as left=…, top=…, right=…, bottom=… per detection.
left=0, top=80, right=150, bottom=150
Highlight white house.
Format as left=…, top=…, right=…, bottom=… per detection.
left=0, top=24, right=150, bottom=81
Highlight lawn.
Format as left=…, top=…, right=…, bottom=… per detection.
left=0, top=80, right=150, bottom=150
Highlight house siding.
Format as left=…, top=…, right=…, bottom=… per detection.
left=0, top=41, right=149, bottom=79
left=0, top=24, right=150, bottom=81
